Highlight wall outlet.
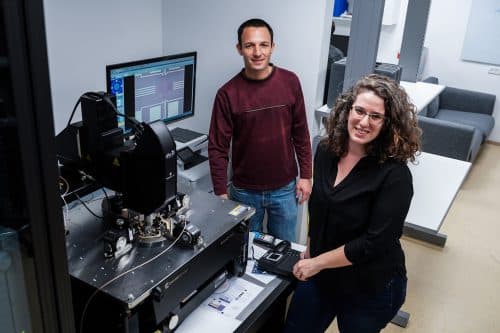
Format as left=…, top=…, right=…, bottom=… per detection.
left=488, top=67, right=500, bottom=75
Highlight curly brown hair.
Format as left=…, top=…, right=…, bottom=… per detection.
left=324, top=74, right=421, bottom=163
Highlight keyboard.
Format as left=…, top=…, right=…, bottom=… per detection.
left=170, top=127, right=205, bottom=143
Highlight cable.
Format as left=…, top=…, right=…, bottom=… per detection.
left=102, top=94, right=144, bottom=135
left=65, top=91, right=95, bottom=127
left=59, top=176, right=70, bottom=196
left=248, top=245, right=256, bottom=261
left=101, top=187, right=110, bottom=207
left=74, top=193, right=103, bottom=219
left=60, top=193, right=70, bottom=230
left=78, top=221, right=187, bottom=333
left=213, top=278, right=232, bottom=294
left=65, top=92, right=143, bottom=138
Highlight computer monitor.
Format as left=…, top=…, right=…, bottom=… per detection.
left=106, top=52, right=196, bottom=132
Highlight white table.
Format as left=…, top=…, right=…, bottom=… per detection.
left=177, top=238, right=305, bottom=332
left=405, top=152, right=471, bottom=246
left=399, top=80, right=445, bottom=113
left=314, top=80, right=444, bottom=132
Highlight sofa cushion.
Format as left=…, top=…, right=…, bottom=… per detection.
left=469, top=128, right=483, bottom=161
left=419, top=105, right=429, bottom=117
left=427, top=96, right=440, bottom=118
left=435, top=109, right=494, bottom=141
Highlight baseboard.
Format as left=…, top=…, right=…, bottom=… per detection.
left=485, top=140, right=500, bottom=146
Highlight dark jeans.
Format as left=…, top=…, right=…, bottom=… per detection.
left=283, top=274, right=407, bottom=333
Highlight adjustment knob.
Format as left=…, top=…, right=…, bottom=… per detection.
left=168, top=314, right=179, bottom=330
left=152, top=286, right=164, bottom=302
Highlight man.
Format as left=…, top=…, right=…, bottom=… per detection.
left=208, top=18, right=312, bottom=242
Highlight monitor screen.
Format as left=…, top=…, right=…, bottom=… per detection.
left=106, top=52, right=196, bottom=132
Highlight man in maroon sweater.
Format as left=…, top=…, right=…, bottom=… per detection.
left=208, top=18, right=312, bottom=242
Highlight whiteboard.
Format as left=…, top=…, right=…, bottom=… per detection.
left=461, top=0, right=500, bottom=66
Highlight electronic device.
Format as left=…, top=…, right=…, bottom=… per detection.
left=58, top=91, right=178, bottom=214
left=326, top=58, right=403, bottom=108
left=253, top=231, right=275, bottom=247
left=57, top=91, right=182, bottom=256
left=177, top=146, right=208, bottom=170
left=170, top=127, right=205, bottom=144
left=68, top=190, right=252, bottom=332
left=106, top=52, right=197, bottom=133
left=57, top=91, right=255, bottom=331
left=257, top=240, right=301, bottom=278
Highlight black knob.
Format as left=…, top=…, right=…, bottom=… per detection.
left=152, top=286, right=163, bottom=302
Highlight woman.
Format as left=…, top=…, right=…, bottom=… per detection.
left=284, top=74, right=421, bottom=333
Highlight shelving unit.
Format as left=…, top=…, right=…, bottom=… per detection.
left=332, top=0, right=401, bottom=36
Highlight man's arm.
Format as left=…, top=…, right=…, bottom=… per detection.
left=291, top=76, right=313, bottom=203
left=208, top=91, right=233, bottom=196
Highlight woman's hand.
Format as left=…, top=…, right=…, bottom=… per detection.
left=293, top=257, right=322, bottom=281
left=293, top=244, right=351, bottom=281
left=300, top=246, right=310, bottom=259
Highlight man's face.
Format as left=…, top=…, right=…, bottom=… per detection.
left=237, top=26, right=275, bottom=79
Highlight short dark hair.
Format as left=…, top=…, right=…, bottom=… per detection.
left=237, top=18, right=274, bottom=46
left=323, top=74, right=421, bottom=163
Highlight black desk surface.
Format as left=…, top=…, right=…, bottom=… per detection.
left=66, top=190, right=254, bottom=308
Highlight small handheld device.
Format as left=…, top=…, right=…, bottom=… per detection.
left=253, top=232, right=275, bottom=247
left=273, top=240, right=291, bottom=252
left=256, top=239, right=300, bottom=278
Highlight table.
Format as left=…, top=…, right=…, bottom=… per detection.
left=314, top=80, right=445, bottom=131
left=178, top=240, right=305, bottom=332
left=405, top=152, right=471, bottom=247
left=399, top=80, right=445, bottom=113
left=177, top=175, right=300, bottom=332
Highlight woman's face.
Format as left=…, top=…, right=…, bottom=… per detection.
left=347, top=90, right=386, bottom=150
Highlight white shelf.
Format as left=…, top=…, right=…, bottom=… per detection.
left=332, top=0, right=401, bottom=36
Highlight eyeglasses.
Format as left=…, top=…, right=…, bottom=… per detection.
left=351, top=106, right=385, bottom=125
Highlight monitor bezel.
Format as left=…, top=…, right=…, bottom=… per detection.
left=105, top=51, right=197, bottom=128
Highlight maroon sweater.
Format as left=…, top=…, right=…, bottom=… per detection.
left=208, top=66, right=312, bottom=195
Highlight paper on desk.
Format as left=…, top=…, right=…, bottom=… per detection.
left=202, top=277, right=264, bottom=319
left=245, top=260, right=277, bottom=284
left=176, top=307, right=241, bottom=333
left=251, top=244, right=269, bottom=259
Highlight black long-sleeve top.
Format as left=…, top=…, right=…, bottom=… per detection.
left=308, top=143, right=413, bottom=295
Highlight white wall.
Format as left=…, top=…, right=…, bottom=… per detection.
left=162, top=0, right=333, bottom=137
left=333, top=0, right=409, bottom=64
left=162, top=0, right=333, bottom=243
left=44, top=0, right=164, bottom=134
left=422, top=0, right=500, bottom=142
left=377, top=0, right=407, bottom=64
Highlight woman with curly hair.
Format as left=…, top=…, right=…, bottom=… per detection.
left=284, top=74, right=421, bottom=333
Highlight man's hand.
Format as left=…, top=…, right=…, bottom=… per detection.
left=296, top=178, right=312, bottom=204
left=219, top=193, right=228, bottom=200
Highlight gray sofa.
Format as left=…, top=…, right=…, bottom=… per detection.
left=417, top=77, right=495, bottom=161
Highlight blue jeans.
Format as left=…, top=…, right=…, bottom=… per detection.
left=283, top=274, right=407, bottom=333
left=229, top=180, right=298, bottom=242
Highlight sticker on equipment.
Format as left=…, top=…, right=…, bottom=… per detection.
left=229, top=205, right=247, bottom=216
